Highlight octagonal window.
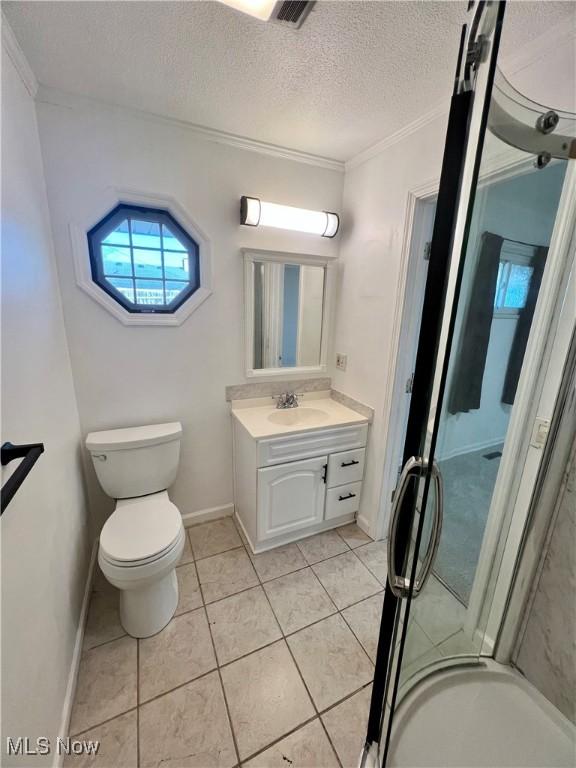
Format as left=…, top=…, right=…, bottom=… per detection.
left=87, top=204, right=201, bottom=313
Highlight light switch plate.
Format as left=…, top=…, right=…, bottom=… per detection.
left=530, top=417, right=550, bottom=450
left=336, top=353, right=347, bottom=371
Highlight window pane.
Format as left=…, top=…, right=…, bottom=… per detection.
left=102, top=219, right=130, bottom=247
left=163, top=250, right=189, bottom=280
left=135, top=279, right=165, bottom=305
left=165, top=281, right=189, bottom=303
left=162, top=225, right=187, bottom=252
left=504, top=264, right=533, bottom=308
left=132, top=248, right=163, bottom=279
left=130, top=219, right=161, bottom=249
left=106, top=276, right=134, bottom=303
left=101, top=245, right=132, bottom=277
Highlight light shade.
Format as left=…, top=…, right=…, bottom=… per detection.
left=216, top=0, right=276, bottom=21
left=240, top=197, right=339, bottom=238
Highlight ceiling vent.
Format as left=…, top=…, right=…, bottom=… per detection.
left=271, top=1, right=315, bottom=28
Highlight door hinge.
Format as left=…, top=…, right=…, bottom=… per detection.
left=406, top=372, right=414, bottom=393
left=424, top=241, right=432, bottom=261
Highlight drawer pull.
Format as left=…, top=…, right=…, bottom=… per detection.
left=338, top=492, right=356, bottom=501
left=341, top=459, right=360, bottom=467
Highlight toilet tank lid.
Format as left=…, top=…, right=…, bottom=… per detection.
left=86, top=422, right=182, bottom=452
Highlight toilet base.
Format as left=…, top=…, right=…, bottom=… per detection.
left=119, top=569, right=179, bottom=638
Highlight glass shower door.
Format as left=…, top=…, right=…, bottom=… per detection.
left=363, top=1, right=575, bottom=765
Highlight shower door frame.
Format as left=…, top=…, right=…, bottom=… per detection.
left=376, top=151, right=576, bottom=652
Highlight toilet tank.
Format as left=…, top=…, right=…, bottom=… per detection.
left=86, top=422, right=182, bottom=499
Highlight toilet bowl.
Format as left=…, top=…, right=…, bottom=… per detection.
left=86, top=422, right=185, bottom=638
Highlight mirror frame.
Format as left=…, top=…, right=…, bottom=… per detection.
left=242, top=248, right=337, bottom=378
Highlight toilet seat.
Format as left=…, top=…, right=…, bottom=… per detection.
left=100, top=492, right=182, bottom=566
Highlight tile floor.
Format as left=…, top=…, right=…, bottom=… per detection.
left=67, top=517, right=468, bottom=767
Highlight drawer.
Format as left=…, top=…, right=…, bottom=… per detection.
left=327, top=448, right=365, bottom=488
left=325, top=482, right=362, bottom=520
left=257, top=423, right=368, bottom=467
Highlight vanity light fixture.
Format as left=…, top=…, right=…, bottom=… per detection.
left=240, top=197, right=339, bottom=238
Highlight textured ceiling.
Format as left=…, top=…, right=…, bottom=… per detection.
left=4, top=1, right=574, bottom=161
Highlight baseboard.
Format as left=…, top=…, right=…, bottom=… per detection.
left=54, top=539, right=98, bottom=767
left=436, top=437, right=505, bottom=463
left=356, top=513, right=375, bottom=540
left=182, top=503, right=234, bottom=528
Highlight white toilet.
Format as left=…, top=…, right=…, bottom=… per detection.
left=86, top=422, right=185, bottom=638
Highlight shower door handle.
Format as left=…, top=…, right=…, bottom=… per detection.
left=413, top=461, right=443, bottom=597
left=387, top=456, right=423, bottom=598
left=387, top=457, right=443, bottom=599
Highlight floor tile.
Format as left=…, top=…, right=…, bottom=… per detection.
left=179, top=531, right=194, bottom=564
left=337, top=523, right=372, bottom=549
left=207, top=586, right=281, bottom=665
left=70, top=636, right=137, bottom=735
left=399, top=645, right=442, bottom=685
left=438, top=629, right=479, bottom=656
left=410, top=574, right=466, bottom=644
left=312, top=551, right=382, bottom=609
left=83, top=590, right=125, bottom=650
left=64, top=711, right=137, bottom=768
left=296, top=530, right=349, bottom=565
left=139, top=671, right=236, bottom=768
left=250, top=542, right=307, bottom=582
left=174, top=562, right=203, bottom=615
left=243, top=719, right=339, bottom=768
left=139, top=608, right=216, bottom=701
left=264, top=568, right=336, bottom=635
left=342, top=592, right=385, bottom=661
left=287, top=614, right=373, bottom=711
left=354, top=540, right=388, bottom=584
left=188, top=517, right=242, bottom=560
left=196, top=547, right=258, bottom=604
left=321, top=685, right=372, bottom=768
left=221, top=640, right=314, bottom=760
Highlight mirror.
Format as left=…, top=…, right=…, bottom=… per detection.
left=244, top=251, right=332, bottom=376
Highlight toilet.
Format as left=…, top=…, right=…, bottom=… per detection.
left=86, top=422, right=185, bottom=638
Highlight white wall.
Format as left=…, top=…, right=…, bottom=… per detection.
left=332, top=113, right=450, bottom=534
left=1, top=42, right=89, bottom=764
left=35, top=90, right=343, bottom=530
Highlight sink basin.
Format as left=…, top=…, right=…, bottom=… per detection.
left=267, top=407, right=330, bottom=427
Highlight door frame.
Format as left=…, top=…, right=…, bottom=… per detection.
left=375, top=153, right=575, bottom=646
left=375, top=179, right=437, bottom=543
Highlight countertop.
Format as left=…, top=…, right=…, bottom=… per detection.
left=231, top=392, right=369, bottom=440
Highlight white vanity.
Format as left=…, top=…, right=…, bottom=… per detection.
left=232, top=394, right=369, bottom=553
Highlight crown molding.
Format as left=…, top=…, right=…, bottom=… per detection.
left=346, top=22, right=576, bottom=173
left=502, top=20, right=576, bottom=77
left=35, top=85, right=345, bottom=173
left=1, top=13, right=38, bottom=98
left=345, top=101, right=449, bottom=172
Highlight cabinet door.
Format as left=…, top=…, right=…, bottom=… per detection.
left=258, top=456, right=327, bottom=541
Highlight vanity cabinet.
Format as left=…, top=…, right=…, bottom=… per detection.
left=233, top=419, right=368, bottom=553
left=258, top=456, right=327, bottom=541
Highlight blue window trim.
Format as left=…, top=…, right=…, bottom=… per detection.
left=87, top=204, right=201, bottom=314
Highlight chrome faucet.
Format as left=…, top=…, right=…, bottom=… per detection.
left=275, top=392, right=299, bottom=409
